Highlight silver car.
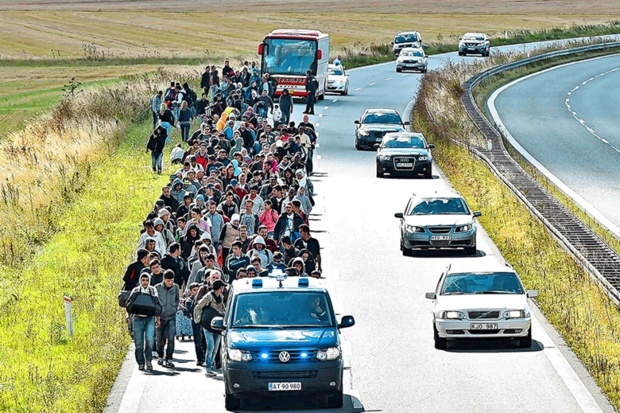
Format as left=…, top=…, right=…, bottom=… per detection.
left=394, top=192, right=481, bottom=255
left=458, top=32, right=490, bottom=57
left=426, top=260, right=537, bottom=349
left=396, top=47, right=428, bottom=73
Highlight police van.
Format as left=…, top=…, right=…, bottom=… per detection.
left=210, top=272, right=355, bottom=410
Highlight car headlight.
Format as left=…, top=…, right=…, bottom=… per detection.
left=379, top=154, right=391, bottom=161
left=228, top=349, right=253, bottom=362
left=503, top=310, right=526, bottom=319
left=440, top=311, right=464, bottom=320
left=456, top=223, right=474, bottom=232
left=358, top=130, right=370, bottom=137
left=316, top=347, right=341, bottom=361
left=406, top=225, right=423, bottom=233
left=418, top=155, right=430, bottom=161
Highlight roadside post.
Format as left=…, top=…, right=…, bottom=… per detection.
left=64, top=295, right=74, bottom=338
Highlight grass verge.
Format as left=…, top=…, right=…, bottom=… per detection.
left=414, top=50, right=620, bottom=409
left=0, top=117, right=178, bottom=412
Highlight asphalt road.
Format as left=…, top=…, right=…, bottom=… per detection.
left=489, top=54, right=620, bottom=236
left=105, top=44, right=617, bottom=413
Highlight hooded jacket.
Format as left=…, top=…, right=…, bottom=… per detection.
left=170, top=179, right=185, bottom=205
left=245, top=236, right=273, bottom=267
left=155, top=282, right=180, bottom=320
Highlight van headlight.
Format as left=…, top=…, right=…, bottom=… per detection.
left=358, top=130, right=370, bottom=137
left=316, top=347, right=341, bottom=361
left=503, top=310, right=526, bottom=319
left=229, top=349, right=253, bottom=362
left=440, top=311, right=464, bottom=320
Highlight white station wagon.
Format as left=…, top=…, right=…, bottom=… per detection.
left=426, top=260, right=537, bottom=349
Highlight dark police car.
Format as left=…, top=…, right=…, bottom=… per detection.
left=376, top=132, right=435, bottom=178
left=211, top=274, right=355, bottom=410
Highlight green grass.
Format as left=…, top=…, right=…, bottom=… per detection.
left=0, top=117, right=178, bottom=413
left=414, top=52, right=620, bottom=410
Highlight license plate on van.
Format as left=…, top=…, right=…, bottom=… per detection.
left=269, top=382, right=302, bottom=391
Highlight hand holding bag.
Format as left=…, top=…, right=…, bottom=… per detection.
left=200, top=304, right=223, bottom=332
left=127, top=292, right=162, bottom=317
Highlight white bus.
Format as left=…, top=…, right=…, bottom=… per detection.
left=258, top=29, right=330, bottom=100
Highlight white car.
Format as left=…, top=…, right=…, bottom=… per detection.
left=326, top=64, right=349, bottom=95
left=396, top=47, right=428, bottom=73
left=458, top=32, right=491, bottom=56
left=425, top=260, right=537, bottom=349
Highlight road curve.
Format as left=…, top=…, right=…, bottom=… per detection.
left=489, top=54, right=620, bottom=237
left=105, top=43, right=616, bottom=413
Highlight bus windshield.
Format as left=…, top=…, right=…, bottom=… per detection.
left=262, top=38, right=317, bottom=75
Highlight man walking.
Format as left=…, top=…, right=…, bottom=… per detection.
left=151, top=91, right=163, bottom=129
left=303, top=70, right=318, bottom=115
left=155, top=270, right=180, bottom=368
left=126, top=273, right=159, bottom=371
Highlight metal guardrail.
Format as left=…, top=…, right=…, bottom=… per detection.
left=461, top=41, right=620, bottom=305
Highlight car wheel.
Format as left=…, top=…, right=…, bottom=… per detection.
left=342, top=86, right=348, bottom=96
left=433, top=323, right=447, bottom=350
left=465, top=246, right=477, bottom=256
left=519, top=328, right=532, bottom=348
left=402, top=244, right=413, bottom=256
left=458, top=51, right=464, bottom=56
left=376, top=166, right=383, bottom=178
left=422, top=67, right=428, bottom=73
left=396, top=67, right=402, bottom=73
left=225, top=387, right=241, bottom=411
left=326, top=389, right=344, bottom=409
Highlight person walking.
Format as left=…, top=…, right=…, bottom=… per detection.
left=178, top=100, right=193, bottom=142
left=151, top=91, right=163, bottom=129
left=303, top=70, right=318, bottom=115
left=146, top=126, right=167, bottom=174
left=194, top=277, right=227, bottom=377
left=155, top=270, right=180, bottom=369
left=126, top=273, right=159, bottom=371
left=278, top=88, right=293, bottom=126
left=158, top=103, right=175, bottom=138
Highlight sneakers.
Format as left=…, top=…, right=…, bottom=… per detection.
left=205, top=370, right=216, bottom=377
left=162, top=360, right=175, bottom=368
left=157, top=359, right=164, bottom=366
left=138, top=365, right=145, bottom=371
left=196, top=361, right=205, bottom=367
left=212, top=367, right=222, bottom=373
left=146, top=361, right=153, bottom=371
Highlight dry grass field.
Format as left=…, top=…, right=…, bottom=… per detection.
left=0, top=1, right=617, bottom=59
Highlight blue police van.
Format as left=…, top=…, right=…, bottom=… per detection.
left=210, top=273, right=355, bottom=410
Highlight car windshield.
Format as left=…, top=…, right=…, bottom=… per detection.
left=407, top=197, right=470, bottom=215
left=382, top=136, right=426, bottom=149
left=395, top=33, right=418, bottom=44
left=441, top=271, right=524, bottom=295
left=362, top=112, right=402, bottom=124
left=402, top=50, right=424, bottom=57
left=464, top=35, right=485, bottom=41
left=231, top=291, right=334, bottom=328
left=329, top=67, right=344, bottom=76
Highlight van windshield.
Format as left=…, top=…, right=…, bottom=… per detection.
left=232, top=292, right=334, bottom=328
left=394, top=33, right=418, bottom=44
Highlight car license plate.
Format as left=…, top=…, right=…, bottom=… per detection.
left=430, top=235, right=451, bottom=241
left=470, top=323, right=498, bottom=330
left=468, top=47, right=476, bottom=51
left=396, top=162, right=413, bottom=167
left=269, top=382, right=302, bottom=391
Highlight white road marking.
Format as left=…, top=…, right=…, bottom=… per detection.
left=318, top=114, right=323, bottom=118
left=369, top=82, right=376, bottom=86
left=332, top=99, right=338, bottom=103
left=601, top=139, right=608, bottom=144
left=116, top=353, right=148, bottom=413
left=315, top=142, right=320, bottom=148
left=355, top=87, right=362, bottom=91
left=315, top=123, right=320, bottom=128
left=385, top=77, right=392, bottom=80
left=317, top=155, right=322, bottom=160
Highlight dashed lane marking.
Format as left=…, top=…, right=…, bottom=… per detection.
left=355, top=88, right=362, bottom=91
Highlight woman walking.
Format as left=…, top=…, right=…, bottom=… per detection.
left=146, top=126, right=167, bottom=174
left=178, top=100, right=193, bottom=143
left=158, top=103, right=175, bottom=138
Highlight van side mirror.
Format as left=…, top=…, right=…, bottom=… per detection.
left=473, top=211, right=482, bottom=217
left=403, top=121, right=411, bottom=126
left=527, top=290, right=538, bottom=298
left=428, top=144, right=435, bottom=149
left=338, top=315, right=355, bottom=329
left=354, top=120, right=360, bottom=125
left=394, top=212, right=404, bottom=219
left=425, top=292, right=436, bottom=300
left=211, top=317, right=225, bottom=331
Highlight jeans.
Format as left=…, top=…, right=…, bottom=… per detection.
left=192, top=321, right=205, bottom=364
left=156, top=318, right=176, bottom=361
left=151, top=152, right=163, bottom=173
left=281, top=110, right=290, bottom=125
left=132, top=316, right=155, bottom=366
left=180, top=121, right=191, bottom=142
left=160, top=121, right=172, bottom=138
left=204, top=328, right=221, bottom=370
left=152, top=111, right=159, bottom=129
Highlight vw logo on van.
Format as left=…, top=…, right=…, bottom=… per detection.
left=278, top=351, right=291, bottom=363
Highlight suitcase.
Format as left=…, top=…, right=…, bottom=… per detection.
left=175, top=309, right=193, bottom=340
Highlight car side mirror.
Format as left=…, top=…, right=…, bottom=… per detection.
left=403, top=121, right=411, bottom=126
left=210, top=317, right=225, bottom=332
left=390, top=41, right=394, bottom=45
left=354, top=120, right=360, bottom=125
left=473, top=211, right=482, bottom=217
left=527, top=290, right=538, bottom=298
left=338, top=315, right=355, bottom=329
left=394, top=212, right=404, bottom=219
left=428, top=144, right=435, bottom=149
left=425, top=292, right=436, bottom=300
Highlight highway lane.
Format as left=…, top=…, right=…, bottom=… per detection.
left=489, top=54, right=620, bottom=236
left=106, top=45, right=616, bottom=413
